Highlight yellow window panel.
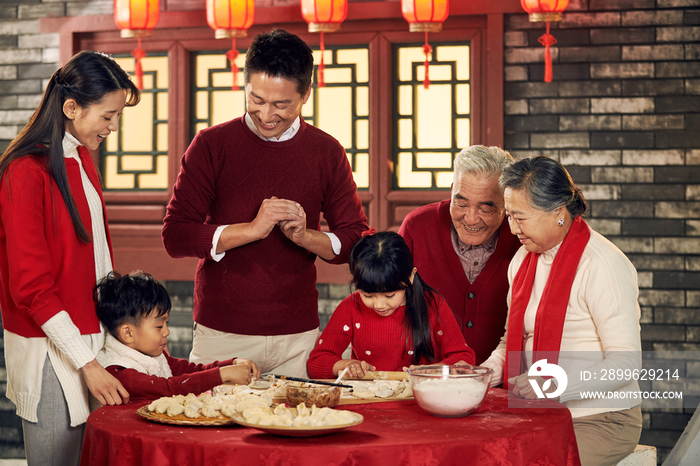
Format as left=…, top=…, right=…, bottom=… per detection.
left=196, top=55, right=227, bottom=88
left=456, top=119, right=471, bottom=149
left=323, top=67, right=352, bottom=83
left=302, top=91, right=315, bottom=118
left=416, top=84, right=452, bottom=149
left=106, top=54, right=169, bottom=191
left=121, top=92, right=154, bottom=152
left=157, top=92, right=168, bottom=121
left=121, top=155, right=153, bottom=171
left=317, top=87, right=352, bottom=148
left=352, top=153, right=369, bottom=189
left=398, top=85, right=413, bottom=116
left=356, top=119, right=369, bottom=150
left=398, top=47, right=432, bottom=82
left=312, top=49, right=334, bottom=67
left=418, top=64, right=451, bottom=81
left=337, top=49, right=369, bottom=82
left=138, top=155, right=169, bottom=189
left=437, top=46, right=470, bottom=80
left=356, top=86, right=369, bottom=116
left=436, top=171, right=453, bottom=188
left=212, top=90, right=246, bottom=126
left=394, top=42, right=470, bottom=190
left=104, top=156, right=135, bottom=190
left=195, top=91, right=209, bottom=120
left=456, top=84, right=470, bottom=115
left=416, top=152, right=452, bottom=169
left=398, top=118, right=413, bottom=149
left=157, top=124, right=168, bottom=152
left=397, top=152, right=432, bottom=189
left=195, top=122, right=207, bottom=134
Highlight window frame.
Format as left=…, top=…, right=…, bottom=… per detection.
left=40, top=2, right=518, bottom=282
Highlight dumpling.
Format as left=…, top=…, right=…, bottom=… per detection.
left=166, top=403, right=186, bottom=417
left=155, top=398, right=175, bottom=414
left=184, top=404, right=201, bottom=419
left=201, top=402, right=221, bottom=418
left=221, top=404, right=236, bottom=418
left=148, top=397, right=171, bottom=412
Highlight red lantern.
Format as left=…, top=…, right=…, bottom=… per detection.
left=401, top=0, right=449, bottom=89
left=206, top=0, right=255, bottom=90
left=521, top=0, right=570, bottom=83
left=300, top=0, right=348, bottom=87
left=114, top=0, right=160, bottom=90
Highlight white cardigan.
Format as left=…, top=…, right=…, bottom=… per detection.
left=4, top=133, right=112, bottom=427
left=483, top=229, right=642, bottom=419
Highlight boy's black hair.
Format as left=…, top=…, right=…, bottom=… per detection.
left=94, top=271, right=171, bottom=338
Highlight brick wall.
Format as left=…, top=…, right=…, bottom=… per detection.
left=504, top=0, right=700, bottom=462
left=1, top=0, right=699, bottom=462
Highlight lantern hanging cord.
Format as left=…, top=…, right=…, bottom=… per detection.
left=538, top=22, right=557, bottom=83
left=318, top=31, right=326, bottom=88
left=226, top=38, right=240, bottom=90
left=131, top=37, right=147, bottom=90
left=423, top=30, right=432, bottom=89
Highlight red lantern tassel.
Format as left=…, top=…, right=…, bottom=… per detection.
left=131, top=37, right=146, bottom=90
left=422, top=30, right=432, bottom=89
left=226, top=38, right=239, bottom=90
left=538, top=22, right=557, bottom=83
left=318, top=31, right=326, bottom=88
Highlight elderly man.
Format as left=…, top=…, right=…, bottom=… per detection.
left=398, top=145, right=520, bottom=365
left=162, top=29, right=367, bottom=378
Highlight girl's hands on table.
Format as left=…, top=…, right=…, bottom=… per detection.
left=334, top=359, right=376, bottom=379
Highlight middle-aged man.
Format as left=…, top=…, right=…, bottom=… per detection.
left=398, top=145, right=520, bottom=365
left=162, top=29, right=368, bottom=378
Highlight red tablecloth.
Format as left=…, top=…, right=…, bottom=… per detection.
left=81, top=389, right=580, bottom=466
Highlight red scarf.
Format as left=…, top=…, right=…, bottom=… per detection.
left=504, top=217, right=590, bottom=388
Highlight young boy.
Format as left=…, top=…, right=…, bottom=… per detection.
left=94, top=271, right=260, bottom=402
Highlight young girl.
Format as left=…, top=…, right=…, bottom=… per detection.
left=307, top=231, right=475, bottom=379
left=0, top=51, right=138, bottom=466
left=94, top=271, right=260, bottom=401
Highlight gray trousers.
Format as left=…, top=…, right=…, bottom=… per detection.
left=22, top=355, right=84, bottom=466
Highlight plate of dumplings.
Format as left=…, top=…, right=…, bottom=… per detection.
left=137, top=388, right=363, bottom=435
left=228, top=403, right=364, bottom=437
left=137, top=390, right=276, bottom=426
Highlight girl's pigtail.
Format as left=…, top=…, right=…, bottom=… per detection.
left=405, top=272, right=436, bottom=365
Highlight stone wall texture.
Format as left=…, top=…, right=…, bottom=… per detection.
left=1, top=0, right=699, bottom=463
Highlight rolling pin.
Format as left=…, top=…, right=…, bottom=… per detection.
left=361, top=371, right=409, bottom=381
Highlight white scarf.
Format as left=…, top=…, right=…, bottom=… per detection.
left=96, top=334, right=173, bottom=378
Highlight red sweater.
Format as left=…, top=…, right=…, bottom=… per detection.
left=307, top=292, right=475, bottom=379
left=0, top=148, right=112, bottom=337
left=105, top=355, right=235, bottom=402
left=162, top=117, right=367, bottom=336
left=399, top=200, right=520, bottom=365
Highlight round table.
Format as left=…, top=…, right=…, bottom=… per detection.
left=80, top=389, right=581, bottom=466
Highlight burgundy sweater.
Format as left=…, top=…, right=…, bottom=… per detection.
left=162, top=117, right=367, bottom=336
left=307, top=292, right=475, bottom=379
left=105, top=355, right=234, bottom=402
left=399, top=200, right=520, bottom=365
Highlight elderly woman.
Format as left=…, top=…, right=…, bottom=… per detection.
left=482, top=156, right=642, bottom=466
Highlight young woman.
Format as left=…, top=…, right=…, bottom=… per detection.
left=0, top=50, right=139, bottom=466
left=307, top=231, right=475, bottom=379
